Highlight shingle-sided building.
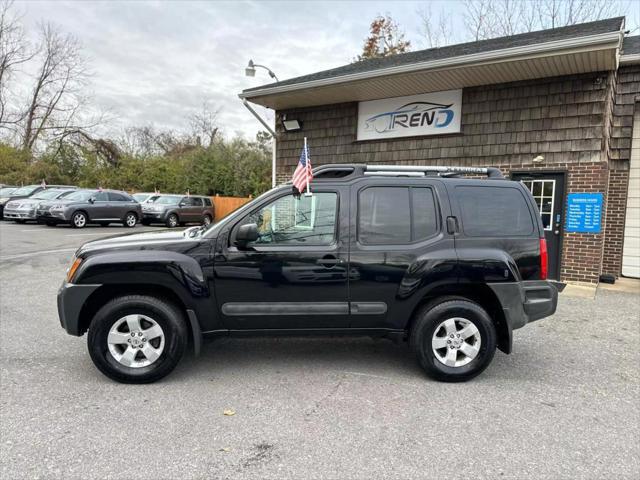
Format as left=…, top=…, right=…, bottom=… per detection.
left=241, top=17, right=640, bottom=284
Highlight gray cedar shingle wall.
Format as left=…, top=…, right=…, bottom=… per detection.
left=276, top=71, right=610, bottom=171
left=611, top=64, right=640, bottom=162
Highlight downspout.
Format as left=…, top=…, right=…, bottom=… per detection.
left=241, top=98, right=277, bottom=188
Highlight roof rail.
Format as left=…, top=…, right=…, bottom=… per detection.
left=312, top=164, right=504, bottom=179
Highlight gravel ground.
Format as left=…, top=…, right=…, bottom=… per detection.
left=1, top=221, right=639, bottom=479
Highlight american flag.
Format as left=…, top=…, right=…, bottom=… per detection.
left=292, top=138, right=313, bottom=193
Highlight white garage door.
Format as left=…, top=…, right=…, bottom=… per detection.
left=622, top=105, right=640, bottom=278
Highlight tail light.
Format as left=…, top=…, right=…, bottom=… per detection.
left=539, top=238, right=548, bottom=280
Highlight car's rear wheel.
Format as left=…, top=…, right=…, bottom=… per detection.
left=410, top=297, right=496, bottom=382
left=71, top=211, right=87, bottom=228
left=202, top=214, right=212, bottom=226
left=166, top=213, right=179, bottom=228
left=123, top=212, right=137, bottom=228
left=87, top=295, right=188, bottom=383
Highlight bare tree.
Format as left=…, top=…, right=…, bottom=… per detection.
left=0, top=0, right=32, bottom=126
left=419, top=5, right=454, bottom=48
left=462, top=0, right=625, bottom=41
left=189, top=102, right=220, bottom=148
left=19, top=23, right=96, bottom=152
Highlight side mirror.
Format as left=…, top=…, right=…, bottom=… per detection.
left=235, top=223, right=259, bottom=248
left=88, top=197, right=96, bottom=204
left=179, top=202, right=186, bottom=207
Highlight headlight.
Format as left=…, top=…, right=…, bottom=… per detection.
left=66, top=257, right=83, bottom=283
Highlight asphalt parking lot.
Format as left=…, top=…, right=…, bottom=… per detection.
left=0, top=220, right=639, bottom=479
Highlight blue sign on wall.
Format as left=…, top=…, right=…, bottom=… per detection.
left=565, top=193, right=603, bottom=233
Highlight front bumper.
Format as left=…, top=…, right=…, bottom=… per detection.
left=143, top=211, right=167, bottom=221
left=57, top=282, right=101, bottom=336
left=3, top=208, right=37, bottom=220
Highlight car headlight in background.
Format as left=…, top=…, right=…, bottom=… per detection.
left=66, top=257, right=83, bottom=283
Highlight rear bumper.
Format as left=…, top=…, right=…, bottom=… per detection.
left=57, top=282, right=101, bottom=336
left=488, top=280, right=560, bottom=331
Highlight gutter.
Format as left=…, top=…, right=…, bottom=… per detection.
left=240, top=30, right=622, bottom=99
left=620, top=54, right=640, bottom=64
left=241, top=98, right=277, bottom=188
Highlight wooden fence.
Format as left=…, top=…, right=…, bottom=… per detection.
left=212, top=194, right=252, bottom=220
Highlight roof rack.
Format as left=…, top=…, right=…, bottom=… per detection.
left=312, top=164, right=504, bottom=179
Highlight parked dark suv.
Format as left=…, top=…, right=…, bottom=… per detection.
left=40, top=189, right=142, bottom=228
left=57, top=164, right=561, bottom=383
left=141, top=194, right=214, bottom=227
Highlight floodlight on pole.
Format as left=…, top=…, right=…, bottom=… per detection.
left=245, top=59, right=279, bottom=82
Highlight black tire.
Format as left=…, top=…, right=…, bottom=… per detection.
left=70, top=211, right=88, bottom=228
left=87, top=295, right=188, bottom=384
left=410, top=297, right=497, bottom=382
left=123, top=212, right=137, bottom=228
left=165, top=213, right=179, bottom=228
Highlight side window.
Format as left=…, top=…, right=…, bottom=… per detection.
left=181, top=197, right=192, bottom=206
left=456, top=186, right=534, bottom=236
left=192, top=198, right=204, bottom=206
left=358, top=187, right=439, bottom=245
left=203, top=198, right=212, bottom=206
left=108, top=192, right=127, bottom=202
left=412, top=188, right=438, bottom=240
left=94, top=192, right=109, bottom=201
left=239, top=192, right=337, bottom=245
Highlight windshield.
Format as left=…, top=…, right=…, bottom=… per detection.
left=0, top=187, right=16, bottom=196
left=150, top=195, right=181, bottom=205
left=132, top=193, right=151, bottom=202
left=32, top=189, right=70, bottom=200
left=64, top=190, right=96, bottom=201
left=10, top=186, right=38, bottom=196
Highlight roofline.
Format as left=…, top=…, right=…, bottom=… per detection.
left=240, top=30, right=623, bottom=101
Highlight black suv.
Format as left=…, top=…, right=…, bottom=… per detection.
left=58, top=164, right=561, bottom=383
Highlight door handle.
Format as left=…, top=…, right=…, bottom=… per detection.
left=316, top=255, right=343, bottom=267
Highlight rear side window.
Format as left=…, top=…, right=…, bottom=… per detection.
left=456, top=186, right=534, bottom=237
left=108, top=192, right=130, bottom=202
left=358, top=186, right=439, bottom=244
left=203, top=197, right=212, bottom=206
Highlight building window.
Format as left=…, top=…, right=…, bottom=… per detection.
left=520, top=179, right=555, bottom=231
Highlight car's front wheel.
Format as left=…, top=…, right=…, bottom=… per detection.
left=202, top=214, right=212, bottom=226
left=87, top=295, right=188, bottom=383
left=71, top=211, right=88, bottom=228
left=410, top=297, right=496, bottom=382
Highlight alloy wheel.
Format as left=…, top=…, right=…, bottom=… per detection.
left=431, top=317, right=481, bottom=367
left=73, top=213, right=86, bottom=228
left=125, top=213, right=137, bottom=227
left=107, top=314, right=165, bottom=368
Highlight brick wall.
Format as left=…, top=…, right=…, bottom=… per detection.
left=602, top=165, right=630, bottom=277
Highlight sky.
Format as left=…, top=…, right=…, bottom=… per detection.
left=17, top=0, right=639, bottom=140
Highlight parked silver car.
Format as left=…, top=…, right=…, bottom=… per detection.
left=4, top=188, right=77, bottom=223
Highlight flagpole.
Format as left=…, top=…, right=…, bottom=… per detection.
left=304, top=137, right=312, bottom=196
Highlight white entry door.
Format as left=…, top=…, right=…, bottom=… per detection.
left=622, top=105, right=640, bottom=278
